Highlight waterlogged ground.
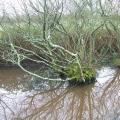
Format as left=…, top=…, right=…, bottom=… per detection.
left=0, top=67, right=120, bottom=120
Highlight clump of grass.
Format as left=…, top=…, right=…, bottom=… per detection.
left=62, top=62, right=96, bottom=83
left=112, top=58, right=120, bottom=67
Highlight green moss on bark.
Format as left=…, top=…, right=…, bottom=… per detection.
left=112, top=58, right=120, bottom=67
left=61, top=63, right=96, bottom=84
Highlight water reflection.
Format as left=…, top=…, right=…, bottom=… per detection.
left=0, top=68, right=31, bottom=92
left=0, top=67, right=120, bottom=120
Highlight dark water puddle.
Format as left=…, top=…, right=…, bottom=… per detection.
left=0, top=67, right=120, bottom=120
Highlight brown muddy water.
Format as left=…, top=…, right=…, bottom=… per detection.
left=0, top=67, right=120, bottom=120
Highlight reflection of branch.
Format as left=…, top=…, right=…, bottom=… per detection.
left=24, top=81, right=64, bottom=105
left=1, top=103, right=7, bottom=120
left=0, top=97, right=15, bottom=115
left=23, top=89, right=69, bottom=120
left=101, top=69, right=120, bottom=98
left=0, top=76, right=119, bottom=119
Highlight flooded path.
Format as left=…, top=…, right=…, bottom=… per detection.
left=0, top=67, right=120, bottom=120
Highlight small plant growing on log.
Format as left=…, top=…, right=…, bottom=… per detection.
left=62, top=62, right=96, bottom=84
left=112, top=58, right=120, bottom=67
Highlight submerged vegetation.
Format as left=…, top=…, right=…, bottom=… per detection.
left=0, top=0, right=120, bottom=85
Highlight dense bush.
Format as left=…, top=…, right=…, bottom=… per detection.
left=0, top=0, right=120, bottom=84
